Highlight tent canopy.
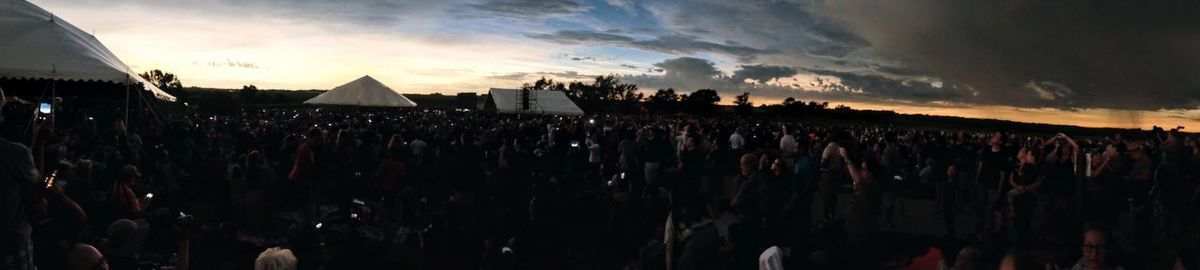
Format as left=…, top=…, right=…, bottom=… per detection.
left=487, top=88, right=584, bottom=115
left=0, top=0, right=175, bottom=101
left=304, top=75, right=417, bottom=107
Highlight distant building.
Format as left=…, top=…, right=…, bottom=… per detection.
left=484, top=88, right=584, bottom=115
left=456, top=93, right=478, bottom=110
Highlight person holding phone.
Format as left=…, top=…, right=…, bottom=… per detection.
left=1, top=88, right=41, bottom=270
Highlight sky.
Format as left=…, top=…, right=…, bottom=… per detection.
left=26, top=0, right=1200, bottom=129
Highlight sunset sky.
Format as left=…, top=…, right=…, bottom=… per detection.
left=27, top=0, right=1200, bottom=129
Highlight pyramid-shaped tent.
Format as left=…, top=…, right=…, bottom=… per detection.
left=0, top=0, right=175, bottom=101
left=304, top=75, right=417, bottom=107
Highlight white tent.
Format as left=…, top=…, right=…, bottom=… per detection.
left=0, top=0, right=175, bottom=102
left=304, top=75, right=417, bottom=107
left=487, top=88, right=584, bottom=115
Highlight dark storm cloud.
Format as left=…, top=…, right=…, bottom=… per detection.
left=653, top=57, right=720, bottom=81
left=643, top=0, right=866, bottom=59
left=804, top=69, right=969, bottom=104
left=825, top=0, right=1200, bottom=110
left=470, top=0, right=588, bottom=19
left=530, top=30, right=774, bottom=60
left=733, top=65, right=797, bottom=84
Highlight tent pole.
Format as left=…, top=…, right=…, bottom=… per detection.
left=125, top=80, right=130, bottom=121
left=50, top=79, right=55, bottom=129
left=135, top=83, right=162, bottom=123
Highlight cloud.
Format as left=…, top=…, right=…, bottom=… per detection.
left=487, top=70, right=593, bottom=81
left=623, top=57, right=810, bottom=100
left=654, top=57, right=721, bottom=80
left=530, top=30, right=774, bottom=60
left=823, top=0, right=1200, bottom=110
left=205, top=59, right=260, bottom=69
left=620, top=64, right=638, bottom=69
left=641, top=0, right=866, bottom=59
left=803, top=68, right=970, bottom=104
left=470, top=0, right=589, bottom=19
left=606, top=0, right=637, bottom=13
left=733, top=64, right=797, bottom=84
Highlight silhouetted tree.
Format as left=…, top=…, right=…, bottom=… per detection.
left=782, top=97, right=796, bottom=106
left=525, top=74, right=640, bottom=112
left=521, top=77, right=567, bottom=92
left=238, top=85, right=259, bottom=103
left=138, top=69, right=185, bottom=99
left=683, top=89, right=721, bottom=115
left=734, top=92, right=752, bottom=114
left=646, top=88, right=680, bottom=113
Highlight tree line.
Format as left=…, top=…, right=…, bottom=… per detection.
left=140, top=69, right=860, bottom=117
left=520, top=75, right=851, bottom=116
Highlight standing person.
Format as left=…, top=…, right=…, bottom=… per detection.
left=817, top=130, right=846, bottom=224
left=729, top=128, right=746, bottom=155
left=779, top=125, right=798, bottom=159
left=1, top=88, right=40, bottom=270
left=839, top=147, right=883, bottom=269
left=1008, top=148, right=1042, bottom=246
left=588, top=134, right=603, bottom=182
left=289, top=127, right=324, bottom=210
left=976, top=132, right=1011, bottom=232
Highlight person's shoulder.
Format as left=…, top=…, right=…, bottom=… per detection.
left=0, top=138, right=32, bottom=154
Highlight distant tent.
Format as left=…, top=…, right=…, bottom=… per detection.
left=485, top=88, right=584, bottom=115
left=0, top=0, right=175, bottom=102
left=304, top=75, right=417, bottom=107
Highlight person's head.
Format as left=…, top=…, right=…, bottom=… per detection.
left=990, top=132, right=1004, bottom=147
left=76, top=159, right=95, bottom=177
left=112, top=118, right=127, bottom=136
left=1082, top=227, right=1114, bottom=268
left=770, top=158, right=785, bottom=175
left=255, top=247, right=298, bottom=270
left=999, top=249, right=1039, bottom=270
left=952, top=246, right=979, bottom=270
left=119, top=165, right=141, bottom=184
left=684, top=134, right=700, bottom=151
left=387, top=134, right=404, bottom=151
left=740, top=153, right=759, bottom=176
left=67, top=243, right=108, bottom=270
left=306, top=127, right=324, bottom=143
left=107, top=219, right=144, bottom=252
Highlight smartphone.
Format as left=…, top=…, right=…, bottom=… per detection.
left=1085, top=153, right=1093, bottom=177
left=43, top=170, right=58, bottom=189
left=352, top=198, right=365, bottom=206
left=143, top=193, right=155, bottom=200
left=570, top=140, right=580, bottom=148
left=315, top=222, right=323, bottom=229
left=38, top=102, right=51, bottom=114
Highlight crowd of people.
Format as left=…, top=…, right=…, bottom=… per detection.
left=2, top=89, right=1199, bottom=269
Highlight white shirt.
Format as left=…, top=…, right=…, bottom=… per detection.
left=729, top=133, right=746, bottom=150
left=780, top=134, right=797, bottom=156
left=758, top=246, right=785, bottom=270
left=588, top=141, right=602, bottom=164
left=821, top=142, right=841, bottom=163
